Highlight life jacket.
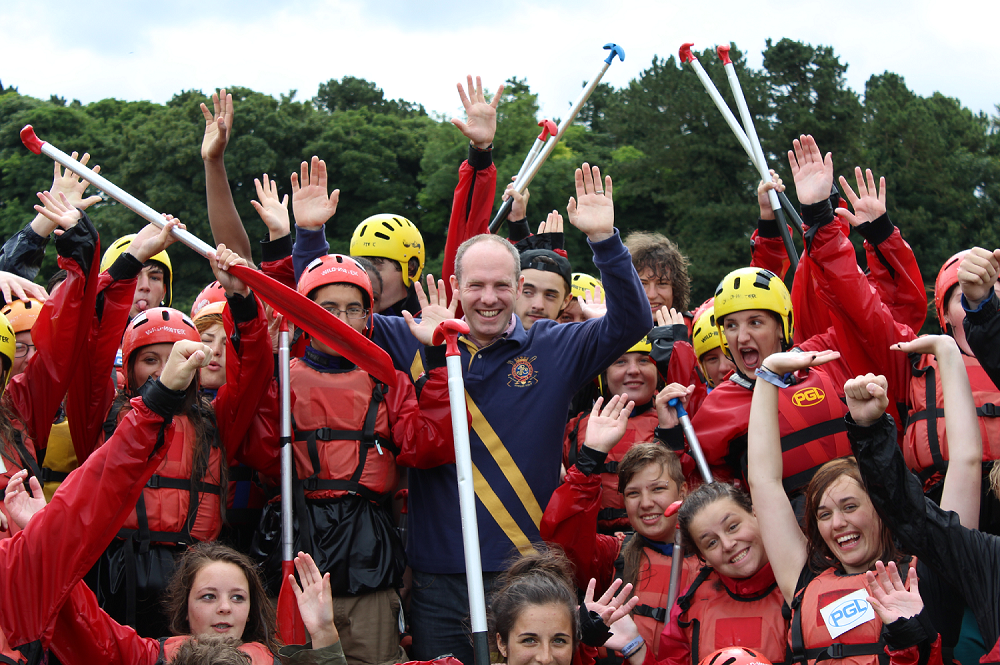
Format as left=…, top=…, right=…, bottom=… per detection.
left=728, top=367, right=852, bottom=494
left=904, top=353, right=1000, bottom=478
left=0, top=628, right=22, bottom=665
left=677, top=563, right=789, bottom=665
left=157, top=635, right=279, bottom=665
left=612, top=533, right=699, bottom=656
left=107, top=409, right=225, bottom=546
left=566, top=407, right=658, bottom=531
left=289, top=359, right=397, bottom=504
left=40, top=411, right=77, bottom=502
left=790, top=567, right=890, bottom=665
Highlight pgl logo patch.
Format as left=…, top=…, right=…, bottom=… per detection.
left=818, top=588, right=875, bottom=639
left=792, top=386, right=825, bottom=407
left=507, top=356, right=538, bottom=388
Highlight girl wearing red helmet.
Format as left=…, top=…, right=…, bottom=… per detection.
left=76, top=244, right=274, bottom=640
left=245, top=253, right=456, bottom=665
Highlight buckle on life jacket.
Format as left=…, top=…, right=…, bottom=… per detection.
left=981, top=403, right=999, bottom=417
left=825, top=644, right=845, bottom=659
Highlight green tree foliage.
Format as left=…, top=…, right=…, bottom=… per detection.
left=1, top=51, right=998, bottom=315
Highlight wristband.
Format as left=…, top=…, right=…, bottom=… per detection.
left=622, top=636, right=645, bottom=658
left=754, top=365, right=787, bottom=388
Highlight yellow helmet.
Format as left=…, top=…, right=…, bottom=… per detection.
left=713, top=267, right=793, bottom=359
left=1, top=298, right=44, bottom=334
left=692, top=307, right=724, bottom=386
left=350, top=214, right=425, bottom=288
left=100, top=234, right=173, bottom=307
left=571, top=273, right=604, bottom=300
left=0, top=310, right=15, bottom=389
left=627, top=335, right=652, bottom=355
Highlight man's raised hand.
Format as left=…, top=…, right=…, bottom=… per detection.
left=788, top=135, right=834, bottom=207
left=200, top=89, right=233, bottom=163
left=0, top=272, right=47, bottom=304
left=209, top=244, right=251, bottom=297
left=52, top=152, right=101, bottom=210
left=567, top=163, right=614, bottom=242
left=836, top=167, right=887, bottom=227
left=538, top=209, right=563, bottom=235
left=251, top=174, right=290, bottom=240
left=291, top=157, right=339, bottom=231
left=451, top=75, right=503, bottom=150
left=403, top=274, right=459, bottom=345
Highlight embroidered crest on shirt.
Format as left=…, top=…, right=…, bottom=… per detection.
left=507, top=356, right=539, bottom=387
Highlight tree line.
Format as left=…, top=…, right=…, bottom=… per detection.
left=2, top=38, right=998, bottom=325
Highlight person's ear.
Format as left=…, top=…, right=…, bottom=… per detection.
left=496, top=634, right=507, bottom=659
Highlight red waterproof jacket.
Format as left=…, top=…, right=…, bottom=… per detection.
left=0, top=395, right=174, bottom=653
left=1, top=214, right=101, bottom=538
left=442, top=145, right=497, bottom=311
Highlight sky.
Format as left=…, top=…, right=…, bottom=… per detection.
left=2, top=0, right=997, bottom=124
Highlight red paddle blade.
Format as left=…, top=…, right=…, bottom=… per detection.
left=229, top=264, right=396, bottom=384
left=277, top=560, right=307, bottom=645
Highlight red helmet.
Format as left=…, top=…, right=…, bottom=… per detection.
left=190, top=281, right=227, bottom=318
left=1, top=298, right=44, bottom=334
left=298, top=254, right=374, bottom=308
left=121, top=307, right=201, bottom=368
left=699, top=647, right=772, bottom=665
left=934, top=250, right=970, bottom=332
left=690, top=297, right=715, bottom=326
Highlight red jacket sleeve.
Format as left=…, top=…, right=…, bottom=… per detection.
left=7, top=216, right=100, bottom=454
left=50, top=581, right=160, bottom=665
left=64, top=267, right=138, bottom=462
left=862, top=219, right=927, bottom=334
left=213, top=295, right=275, bottom=459
left=443, top=148, right=497, bottom=308
left=0, top=396, right=172, bottom=649
left=393, top=367, right=460, bottom=469
left=539, top=462, right=622, bottom=592
left=803, top=206, right=915, bottom=410
left=749, top=229, right=792, bottom=280
left=261, top=255, right=296, bottom=291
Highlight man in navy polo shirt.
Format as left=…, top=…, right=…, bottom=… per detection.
left=375, top=162, right=651, bottom=663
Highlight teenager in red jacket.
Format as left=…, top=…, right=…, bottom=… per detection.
left=246, top=254, right=455, bottom=665
left=0, top=190, right=101, bottom=539
left=79, top=245, right=273, bottom=639
left=0, top=340, right=342, bottom=664
left=544, top=395, right=698, bottom=657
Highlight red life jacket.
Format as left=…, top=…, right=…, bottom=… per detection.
left=115, top=414, right=225, bottom=545
left=790, top=567, right=890, bottom=665
left=904, top=353, right=1000, bottom=475
left=289, top=360, right=396, bottom=503
left=677, top=562, right=789, bottom=665
left=158, top=635, right=279, bottom=665
left=773, top=368, right=852, bottom=494
left=612, top=534, right=700, bottom=657
left=565, top=409, right=659, bottom=531
left=703, top=368, right=851, bottom=493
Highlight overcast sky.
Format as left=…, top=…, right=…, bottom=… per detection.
left=3, top=0, right=997, bottom=124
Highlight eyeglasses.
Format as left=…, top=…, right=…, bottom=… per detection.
left=322, top=306, right=368, bottom=320
left=14, top=342, right=35, bottom=359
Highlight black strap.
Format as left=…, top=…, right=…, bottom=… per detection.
left=11, top=431, right=42, bottom=482
left=598, top=507, right=628, bottom=523
left=802, top=642, right=887, bottom=662
left=39, top=467, right=69, bottom=483
left=613, top=532, right=633, bottom=583
left=603, top=460, right=619, bottom=474
left=633, top=603, right=668, bottom=624
left=143, top=474, right=222, bottom=494
left=677, top=566, right=714, bottom=615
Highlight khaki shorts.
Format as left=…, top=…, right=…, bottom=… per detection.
left=333, top=588, right=407, bottom=665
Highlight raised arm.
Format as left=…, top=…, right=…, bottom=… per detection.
left=747, top=350, right=840, bottom=604
left=540, top=396, right=635, bottom=591
left=892, top=336, right=982, bottom=528
left=960, top=248, right=1000, bottom=391
left=442, top=75, right=502, bottom=303
left=201, top=89, right=254, bottom=264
